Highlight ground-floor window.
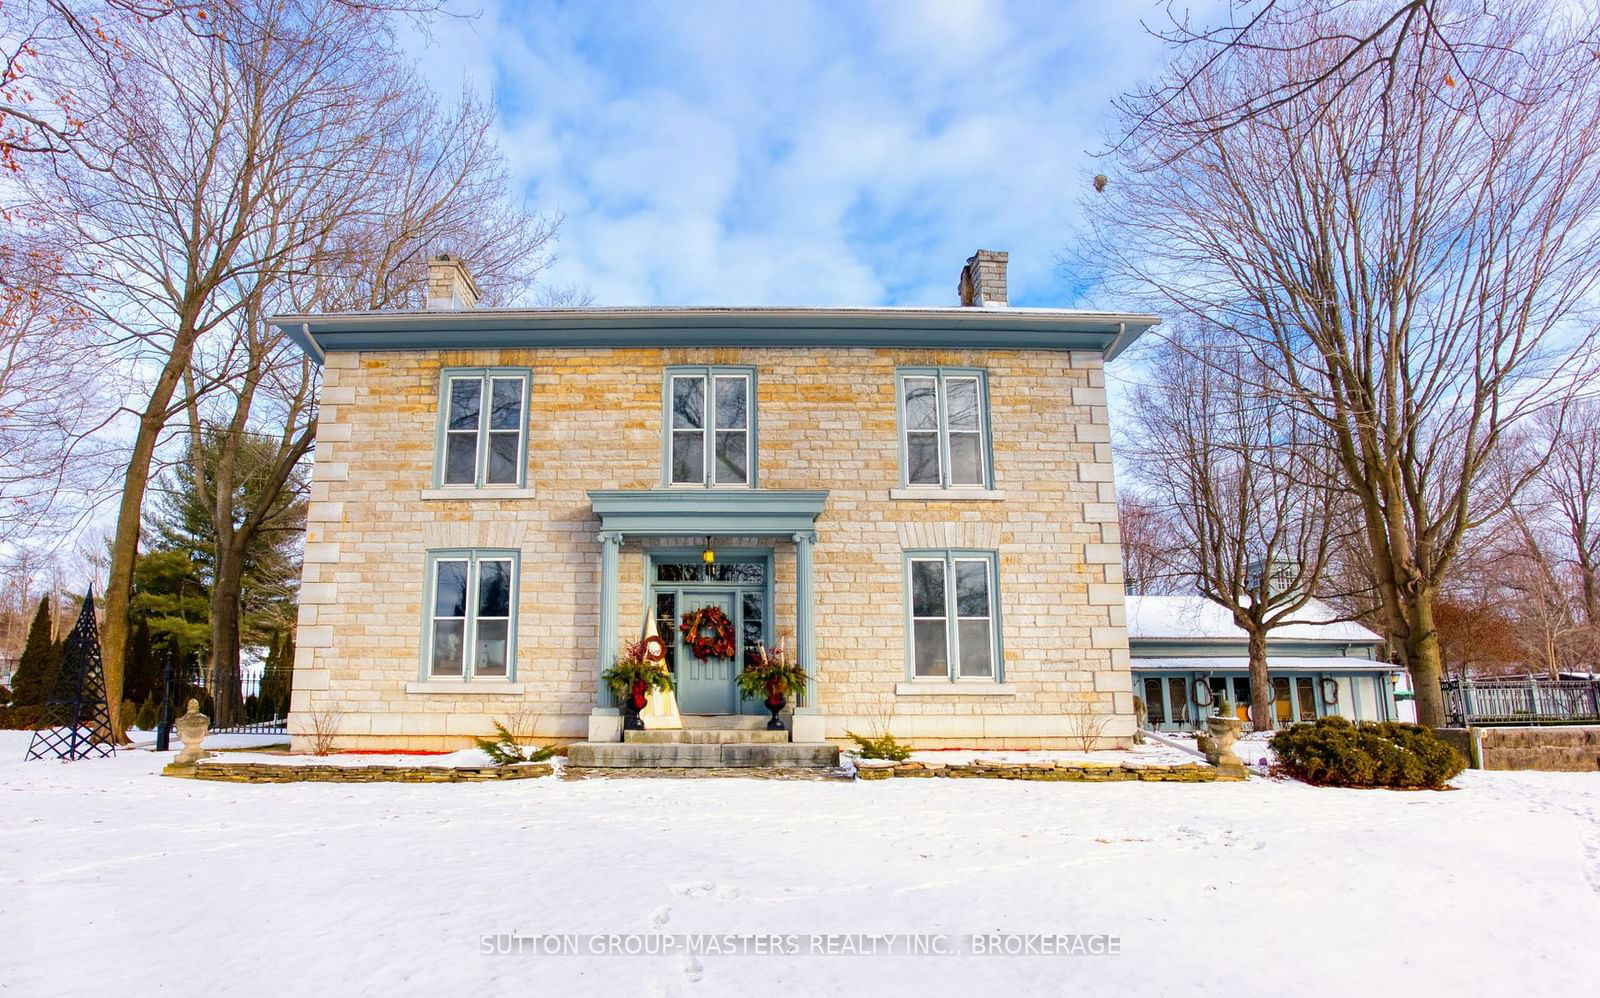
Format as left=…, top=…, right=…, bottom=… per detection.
left=423, top=550, right=518, bottom=680
left=905, top=550, right=1000, bottom=682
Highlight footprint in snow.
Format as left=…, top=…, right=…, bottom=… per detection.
left=672, top=882, right=742, bottom=900
left=651, top=905, right=672, bottom=928
left=682, top=954, right=704, bottom=983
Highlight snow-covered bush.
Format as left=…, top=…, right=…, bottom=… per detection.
left=1271, top=717, right=1465, bottom=789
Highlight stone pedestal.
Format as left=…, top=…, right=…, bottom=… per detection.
left=587, top=707, right=622, bottom=743
left=1203, top=715, right=1248, bottom=778
left=173, top=699, right=211, bottom=766
left=789, top=707, right=827, bottom=744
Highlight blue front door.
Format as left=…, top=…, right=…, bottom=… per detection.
left=675, top=591, right=738, bottom=714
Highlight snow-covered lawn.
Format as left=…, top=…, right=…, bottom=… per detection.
left=4, top=731, right=1600, bottom=997
left=905, top=742, right=1200, bottom=767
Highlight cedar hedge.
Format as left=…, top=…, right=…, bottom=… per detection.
left=0, top=705, right=51, bottom=729
left=1271, top=716, right=1466, bottom=789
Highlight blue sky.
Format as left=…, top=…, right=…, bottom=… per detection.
left=405, top=1, right=1179, bottom=308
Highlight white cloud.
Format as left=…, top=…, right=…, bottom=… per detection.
left=404, top=1, right=1174, bottom=307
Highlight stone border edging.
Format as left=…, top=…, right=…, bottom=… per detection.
left=170, top=760, right=554, bottom=783
left=853, top=759, right=1242, bottom=782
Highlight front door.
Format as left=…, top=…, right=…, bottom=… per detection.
left=675, top=591, right=738, bottom=714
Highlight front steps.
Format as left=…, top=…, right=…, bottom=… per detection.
left=567, top=726, right=840, bottom=769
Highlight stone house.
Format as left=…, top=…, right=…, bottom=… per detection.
left=271, top=251, right=1158, bottom=753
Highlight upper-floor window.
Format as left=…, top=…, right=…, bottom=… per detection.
left=665, top=367, right=756, bottom=487
left=434, top=368, right=530, bottom=488
left=896, top=368, right=991, bottom=489
left=423, top=549, right=518, bottom=680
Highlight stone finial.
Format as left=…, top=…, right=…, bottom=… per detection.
left=958, top=249, right=1008, bottom=307
left=425, top=253, right=481, bottom=310
left=173, top=698, right=211, bottom=766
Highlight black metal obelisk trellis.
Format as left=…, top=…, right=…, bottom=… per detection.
left=25, top=589, right=116, bottom=761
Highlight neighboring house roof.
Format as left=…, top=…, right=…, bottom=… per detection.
left=1126, top=595, right=1382, bottom=645
left=268, top=305, right=1161, bottom=366
left=1127, top=655, right=1389, bottom=674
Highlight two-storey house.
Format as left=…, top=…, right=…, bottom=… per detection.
left=271, top=251, right=1158, bottom=753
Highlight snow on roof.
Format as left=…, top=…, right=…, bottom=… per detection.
left=1129, top=656, right=1388, bottom=673
left=1126, top=595, right=1382, bottom=644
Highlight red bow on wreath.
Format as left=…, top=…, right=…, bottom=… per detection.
left=680, top=605, right=737, bottom=660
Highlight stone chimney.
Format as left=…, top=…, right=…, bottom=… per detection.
left=426, top=253, right=481, bottom=310
left=958, top=249, right=1008, bottom=307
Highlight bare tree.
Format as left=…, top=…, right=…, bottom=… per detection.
left=1534, top=402, right=1600, bottom=629
left=1116, top=0, right=1599, bottom=157
left=0, top=242, right=114, bottom=546
left=28, top=0, right=442, bottom=739
left=182, top=84, right=558, bottom=726
left=1091, top=3, right=1600, bottom=727
left=1127, top=325, right=1352, bottom=729
left=1116, top=492, right=1190, bottom=595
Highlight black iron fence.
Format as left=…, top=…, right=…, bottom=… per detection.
left=160, top=652, right=288, bottom=737
left=1442, top=677, right=1600, bottom=726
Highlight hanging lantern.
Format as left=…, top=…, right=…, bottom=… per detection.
left=701, top=538, right=715, bottom=566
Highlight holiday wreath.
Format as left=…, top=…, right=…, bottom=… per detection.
left=680, top=605, right=737, bottom=660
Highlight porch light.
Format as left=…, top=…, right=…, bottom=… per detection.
left=702, top=539, right=715, bottom=566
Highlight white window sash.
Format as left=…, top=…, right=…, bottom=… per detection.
left=668, top=370, right=754, bottom=487
left=428, top=555, right=516, bottom=681
left=669, top=373, right=707, bottom=485
left=941, top=376, right=987, bottom=488
left=440, top=373, right=526, bottom=488
left=428, top=557, right=470, bottom=678
left=951, top=557, right=994, bottom=680
left=711, top=373, right=750, bottom=486
left=484, top=376, right=527, bottom=487
left=909, top=557, right=950, bottom=679
left=901, top=372, right=988, bottom=489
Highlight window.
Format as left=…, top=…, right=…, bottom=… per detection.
left=1296, top=676, right=1318, bottom=721
left=424, top=551, right=518, bottom=679
left=1143, top=678, right=1166, bottom=724
left=434, top=369, right=530, bottom=488
left=665, top=367, right=755, bottom=486
left=1167, top=677, right=1189, bottom=725
left=897, top=368, right=991, bottom=489
left=905, top=551, right=1001, bottom=681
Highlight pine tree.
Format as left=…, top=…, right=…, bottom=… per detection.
left=123, top=618, right=160, bottom=705
left=9, top=598, right=58, bottom=706
left=258, top=630, right=295, bottom=719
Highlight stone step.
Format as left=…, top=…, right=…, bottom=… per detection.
left=682, top=715, right=770, bottom=730
left=567, top=741, right=841, bottom=769
left=624, top=729, right=788, bottom=744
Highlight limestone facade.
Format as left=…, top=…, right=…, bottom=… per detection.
left=289, top=345, right=1132, bottom=751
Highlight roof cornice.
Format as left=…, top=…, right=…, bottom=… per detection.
left=268, top=306, right=1161, bottom=366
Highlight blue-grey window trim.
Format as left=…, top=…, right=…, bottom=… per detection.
left=430, top=367, right=533, bottom=489
left=660, top=365, right=759, bottom=488
left=419, top=548, right=522, bottom=681
left=901, top=548, right=1004, bottom=683
left=893, top=367, right=994, bottom=489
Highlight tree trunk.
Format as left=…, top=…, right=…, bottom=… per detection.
left=206, top=549, right=246, bottom=727
left=1247, top=627, right=1274, bottom=732
left=1406, top=592, right=1446, bottom=728
left=100, top=401, right=180, bottom=741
